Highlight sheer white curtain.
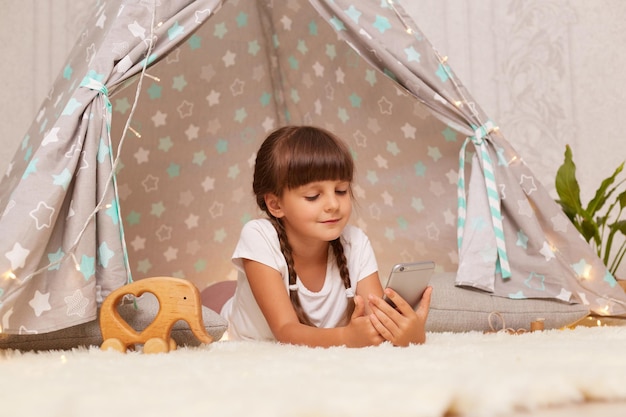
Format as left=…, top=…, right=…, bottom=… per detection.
left=404, top=1, right=626, bottom=197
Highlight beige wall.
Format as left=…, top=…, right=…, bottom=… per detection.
left=1, top=0, right=625, bottom=275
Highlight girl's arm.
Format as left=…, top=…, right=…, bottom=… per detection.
left=367, top=286, right=432, bottom=346
left=243, top=259, right=384, bottom=348
left=354, top=272, right=385, bottom=314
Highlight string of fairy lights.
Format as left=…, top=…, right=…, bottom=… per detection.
left=2, top=2, right=160, bottom=292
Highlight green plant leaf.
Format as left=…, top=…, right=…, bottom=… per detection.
left=555, top=145, right=583, bottom=217
left=586, top=162, right=624, bottom=217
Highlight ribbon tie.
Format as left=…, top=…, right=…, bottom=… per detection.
left=80, top=75, right=133, bottom=284
left=457, top=121, right=511, bottom=279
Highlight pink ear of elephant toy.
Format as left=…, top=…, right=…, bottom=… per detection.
left=99, top=276, right=214, bottom=353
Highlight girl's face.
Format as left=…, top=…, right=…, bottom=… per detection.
left=268, top=180, right=352, bottom=246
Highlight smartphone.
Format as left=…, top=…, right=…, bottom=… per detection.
left=383, top=261, right=435, bottom=309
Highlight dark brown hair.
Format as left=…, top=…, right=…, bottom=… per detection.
left=253, top=126, right=355, bottom=326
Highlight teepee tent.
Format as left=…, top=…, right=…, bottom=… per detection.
left=1, top=0, right=624, bottom=335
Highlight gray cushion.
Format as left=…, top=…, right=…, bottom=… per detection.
left=0, top=293, right=227, bottom=351
left=426, top=273, right=590, bottom=332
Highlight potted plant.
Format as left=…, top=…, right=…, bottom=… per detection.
left=555, top=145, right=626, bottom=280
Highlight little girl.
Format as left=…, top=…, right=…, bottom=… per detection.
left=221, top=126, right=431, bottom=347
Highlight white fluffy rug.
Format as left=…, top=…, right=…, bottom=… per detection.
left=2, top=326, right=626, bottom=417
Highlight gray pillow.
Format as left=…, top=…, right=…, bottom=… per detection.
left=0, top=293, right=227, bottom=351
left=426, top=273, right=590, bottom=332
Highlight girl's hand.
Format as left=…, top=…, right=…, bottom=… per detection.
left=367, top=286, right=432, bottom=346
left=343, top=295, right=385, bottom=347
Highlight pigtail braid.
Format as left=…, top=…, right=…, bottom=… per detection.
left=268, top=216, right=315, bottom=326
left=330, top=238, right=355, bottom=324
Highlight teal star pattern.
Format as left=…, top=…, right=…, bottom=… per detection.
left=98, top=138, right=110, bottom=163
left=194, top=259, right=207, bottom=272
left=98, top=242, right=115, bottom=268
left=24, top=146, right=32, bottom=162
left=47, top=248, right=64, bottom=271
left=524, top=272, right=546, bottom=291
left=52, top=168, right=72, bottom=190
left=414, top=161, right=426, bottom=177
left=308, top=20, right=318, bottom=36
left=397, top=217, right=408, bottom=230
left=572, top=258, right=590, bottom=278
left=63, top=98, right=82, bottom=116
left=147, top=83, right=162, bottom=99
left=167, top=163, right=180, bottom=178
left=604, top=271, right=617, bottom=287
left=345, top=5, right=362, bottom=23
left=63, top=65, right=73, bottom=80
left=236, top=12, right=248, bottom=27
left=436, top=63, right=452, bottom=82
left=442, top=126, right=457, bottom=142
left=508, top=290, right=527, bottom=299
left=106, top=199, right=120, bottom=225
left=365, top=69, right=377, bottom=86
left=373, top=15, right=391, bottom=33
left=329, top=16, right=346, bottom=31
left=126, top=211, right=140, bottom=226
left=22, top=158, right=38, bottom=179
left=404, top=46, right=420, bottom=62
left=288, top=56, right=299, bottom=70
left=349, top=93, right=362, bottom=108
left=168, top=21, right=185, bottom=40
left=188, top=34, right=201, bottom=50
left=516, top=230, right=529, bottom=249
left=260, top=92, right=272, bottom=107
left=216, top=139, right=228, bottom=154
left=79, top=255, right=96, bottom=281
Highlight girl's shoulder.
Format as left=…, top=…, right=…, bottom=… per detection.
left=241, top=218, right=277, bottom=238
left=341, top=224, right=369, bottom=244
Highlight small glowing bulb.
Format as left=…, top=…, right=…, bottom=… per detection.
left=454, top=101, right=462, bottom=107
left=143, top=73, right=161, bottom=82
left=441, top=56, right=448, bottom=63
left=597, top=319, right=602, bottom=327
left=70, top=253, right=81, bottom=272
left=128, top=126, right=142, bottom=138
left=3, top=270, right=16, bottom=280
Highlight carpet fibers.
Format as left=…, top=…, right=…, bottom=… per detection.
left=1, top=326, right=626, bottom=417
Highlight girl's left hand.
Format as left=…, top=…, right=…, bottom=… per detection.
left=367, top=286, right=432, bottom=346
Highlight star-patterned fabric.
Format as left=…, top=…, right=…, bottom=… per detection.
left=0, top=0, right=624, bottom=335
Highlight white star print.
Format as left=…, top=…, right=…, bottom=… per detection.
left=29, top=291, right=52, bottom=317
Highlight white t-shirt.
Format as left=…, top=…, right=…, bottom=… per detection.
left=221, top=218, right=378, bottom=341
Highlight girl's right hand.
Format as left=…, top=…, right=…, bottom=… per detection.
left=344, top=295, right=385, bottom=347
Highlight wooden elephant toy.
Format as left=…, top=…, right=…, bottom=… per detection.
left=99, top=276, right=214, bottom=353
